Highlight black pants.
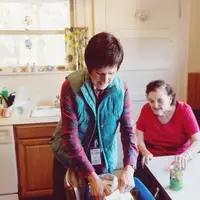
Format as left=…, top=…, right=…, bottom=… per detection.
left=52, top=156, right=67, bottom=200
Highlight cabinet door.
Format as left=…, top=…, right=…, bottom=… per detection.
left=187, top=73, right=200, bottom=110
left=17, top=138, right=54, bottom=197
left=94, top=0, right=189, bottom=121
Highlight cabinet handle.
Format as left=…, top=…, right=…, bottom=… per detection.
left=0, top=141, right=11, bottom=144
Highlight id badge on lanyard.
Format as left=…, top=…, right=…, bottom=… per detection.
left=90, top=139, right=102, bottom=165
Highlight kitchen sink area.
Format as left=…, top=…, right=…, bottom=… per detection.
left=30, top=106, right=60, bottom=117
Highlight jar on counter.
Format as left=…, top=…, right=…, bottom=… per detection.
left=2, top=106, right=13, bottom=118
left=169, top=163, right=184, bottom=191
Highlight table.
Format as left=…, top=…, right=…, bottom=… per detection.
left=146, top=155, right=200, bottom=200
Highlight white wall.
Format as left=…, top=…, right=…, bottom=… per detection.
left=0, top=72, right=67, bottom=106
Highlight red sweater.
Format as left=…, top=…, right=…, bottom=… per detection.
left=136, top=101, right=199, bottom=156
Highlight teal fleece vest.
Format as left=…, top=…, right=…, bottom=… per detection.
left=52, top=69, right=125, bottom=173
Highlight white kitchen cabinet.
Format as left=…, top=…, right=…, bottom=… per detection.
left=0, top=126, right=18, bottom=199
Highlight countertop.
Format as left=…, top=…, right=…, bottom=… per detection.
left=0, top=115, right=60, bottom=125
left=146, top=155, right=200, bottom=200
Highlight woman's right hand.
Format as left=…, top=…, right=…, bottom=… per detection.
left=141, top=150, right=154, bottom=167
left=88, top=172, right=112, bottom=200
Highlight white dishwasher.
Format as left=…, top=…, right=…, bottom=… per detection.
left=0, top=126, right=18, bottom=200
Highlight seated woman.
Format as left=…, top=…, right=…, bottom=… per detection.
left=136, top=80, right=200, bottom=169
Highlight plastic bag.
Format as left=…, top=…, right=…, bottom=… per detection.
left=64, top=169, right=135, bottom=200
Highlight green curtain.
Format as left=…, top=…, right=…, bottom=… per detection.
left=65, top=27, right=88, bottom=70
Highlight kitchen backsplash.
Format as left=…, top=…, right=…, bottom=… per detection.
left=0, top=72, right=70, bottom=106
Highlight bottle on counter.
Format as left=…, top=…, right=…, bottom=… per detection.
left=1, top=87, right=8, bottom=99
left=1, top=87, right=8, bottom=107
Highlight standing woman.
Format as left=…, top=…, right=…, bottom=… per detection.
left=52, top=32, right=155, bottom=200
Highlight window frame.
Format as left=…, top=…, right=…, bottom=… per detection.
left=0, top=0, right=73, bottom=75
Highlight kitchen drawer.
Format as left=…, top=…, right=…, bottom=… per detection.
left=14, top=123, right=57, bottom=139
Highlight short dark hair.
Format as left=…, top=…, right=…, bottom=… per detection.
left=84, top=32, right=124, bottom=72
left=146, top=80, right=176, bottom=105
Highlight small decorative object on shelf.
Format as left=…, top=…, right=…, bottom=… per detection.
left=38, top=66, right=45, bottom=72
left=24, top=15, right=33, bottom=68
left=20, top=66, right=27, bottom=72
left=25, top=38, right=32, bottom=50
left=12, top=67, right=20, bottom=73
left=31, top=63, right=37, bottom=72
left=25, top=63, right=31, bottom=72
left=24, top=15, right=32, bottom=30
left=45, top=65, right=56, bottom=72
left=57, top=65, right=66, bottom=71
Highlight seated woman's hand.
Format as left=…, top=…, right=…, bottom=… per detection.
left=175, top=151, right=191, bottom=169
left=141, top=150, right=153, bottom=167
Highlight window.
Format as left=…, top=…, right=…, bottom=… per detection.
left=0, top=0, right=70, bottom=73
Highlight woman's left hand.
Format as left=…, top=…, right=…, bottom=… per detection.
left=118, top=165, right=135, bottom=193
left=175, top=151, right=190, bottom=169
